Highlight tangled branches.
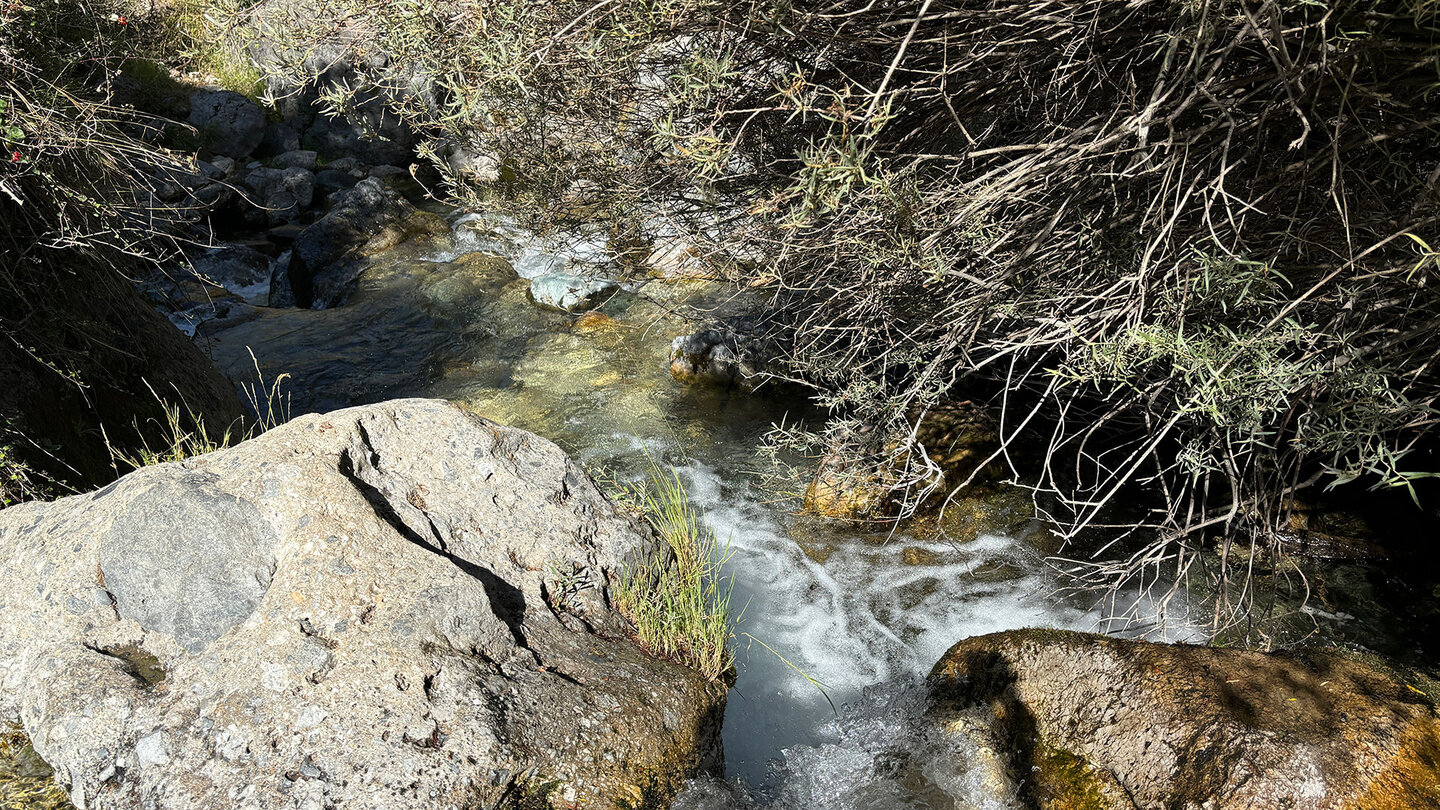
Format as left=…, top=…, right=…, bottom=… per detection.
left=237, top=0, right=1440, bottom=631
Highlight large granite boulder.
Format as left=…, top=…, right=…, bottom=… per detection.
left=0, top=399, right=726, bottom=809
left=929, top=629, right=1440, bottom=809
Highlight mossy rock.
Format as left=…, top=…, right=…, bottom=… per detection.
left=930, top=629, right=1440, bottom=809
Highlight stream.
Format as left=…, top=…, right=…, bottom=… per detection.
left=190, top=207, right=1399, bottom=808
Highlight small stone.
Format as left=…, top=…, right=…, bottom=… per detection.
left=135, top=732, right=169, bottom=768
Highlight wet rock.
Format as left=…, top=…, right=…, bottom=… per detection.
left=1279, top=499, right=1387, bottom=561
left=528, top=272, right=619, bottom=313
left=0, top=725, right=70, bottom=809
left=187, top=89, right=265, bottom=159
left=668, top=328, right=776, bottom=391
left=187, top=245, right=273, bottom=300
left=137, top=258, right=261, bottom=337
left=803, top=458, right=891, bottom=520
left=287, top=179, right=447, bottom=308
left=242, top=166, right=315, bottom=226
left=929, top=629, right=1440, bottom=809
left=267, top=251, right=295, bottom=308
left=0, top=399, right=726, bottom=809
left=804, top=402, right=1001, bottom=520
left=264, top=222, right=304, bottom=246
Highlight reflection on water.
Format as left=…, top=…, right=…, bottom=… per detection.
left=208, top=212, right=1188, bottom=808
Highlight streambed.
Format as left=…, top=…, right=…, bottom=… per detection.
left=194, top=209, right=1391, bottom=808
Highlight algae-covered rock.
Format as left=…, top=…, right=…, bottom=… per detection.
left=667, top=328, right=778, bottom=392
left=0, top=399, right=725, bottom=809
left=928, top=628, right=1440, bottom=809
left=0, top=725, right=71, bottom=809
left=803, top=402, right=1002, bottom=520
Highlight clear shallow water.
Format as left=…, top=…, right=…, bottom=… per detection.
left=206, top=211, right=1197, bottom=808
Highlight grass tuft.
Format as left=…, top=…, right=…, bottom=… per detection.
left=108, top=358, right=291, bottom=472
left=611, top=461, right=734, bottom=682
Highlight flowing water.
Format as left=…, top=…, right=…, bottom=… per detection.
left=195, top=211, right=1226, bottom=807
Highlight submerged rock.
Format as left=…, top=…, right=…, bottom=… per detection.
left=804, top=402, right=1001, bottom=520
left=0, top=399, right=726, bottom=809
left=528, top=272, right=618, bottom=312
left=929, top=628, right=1440, bottom=809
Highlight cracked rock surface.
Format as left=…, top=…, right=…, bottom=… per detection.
left=0, top=399, right=725, bottom=809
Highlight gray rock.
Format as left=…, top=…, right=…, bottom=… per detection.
left=272, top=150, right=318, bottom=171
left=188, top=89, right=266, bottom=159
left=243, top=166, right=315, bottom=225
left=364, top=163, right=407, bottom=181
left=0, top=399, right=725, bottom=809
left=442, top=139, right=499, bottom=183
left=261, top=122, right=302, bottom=156
left=323, top=157, right=360, bottom=173
left=207, top=156, right=237, bottom=179
left=528, top=272, right=618, bottom=313
left=313, top=168, right=358, bottom=194
left=929, top=629, right=1440, bottom=809
left=669, top=328, right=777, bottom=390
left=302, top=104, right=415, bottom=166
left=287, top=178, right=446, bottom=308
left=196, top=160, right=227, bottom=181
left=268, top=250, right=295, bottom=308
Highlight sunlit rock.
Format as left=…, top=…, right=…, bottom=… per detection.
left=0, top=400, right=726, bottom=809
left=930, top=629, right=1440, bottom=809
left=528, top=272, right=619, bottom=313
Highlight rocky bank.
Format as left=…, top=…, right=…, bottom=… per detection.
left=0, top=399, right=725, bottom=809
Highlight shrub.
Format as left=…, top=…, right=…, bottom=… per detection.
left=1, top=0, right=245, bottom=502
left=217, top=0, right=1440, bottom=631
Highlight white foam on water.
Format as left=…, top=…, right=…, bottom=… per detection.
left=662, top=456, right=1203, bottom=809
left=663, top=461, right=1113, bottom=807
left=231, top=277, right=272, bottom=306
